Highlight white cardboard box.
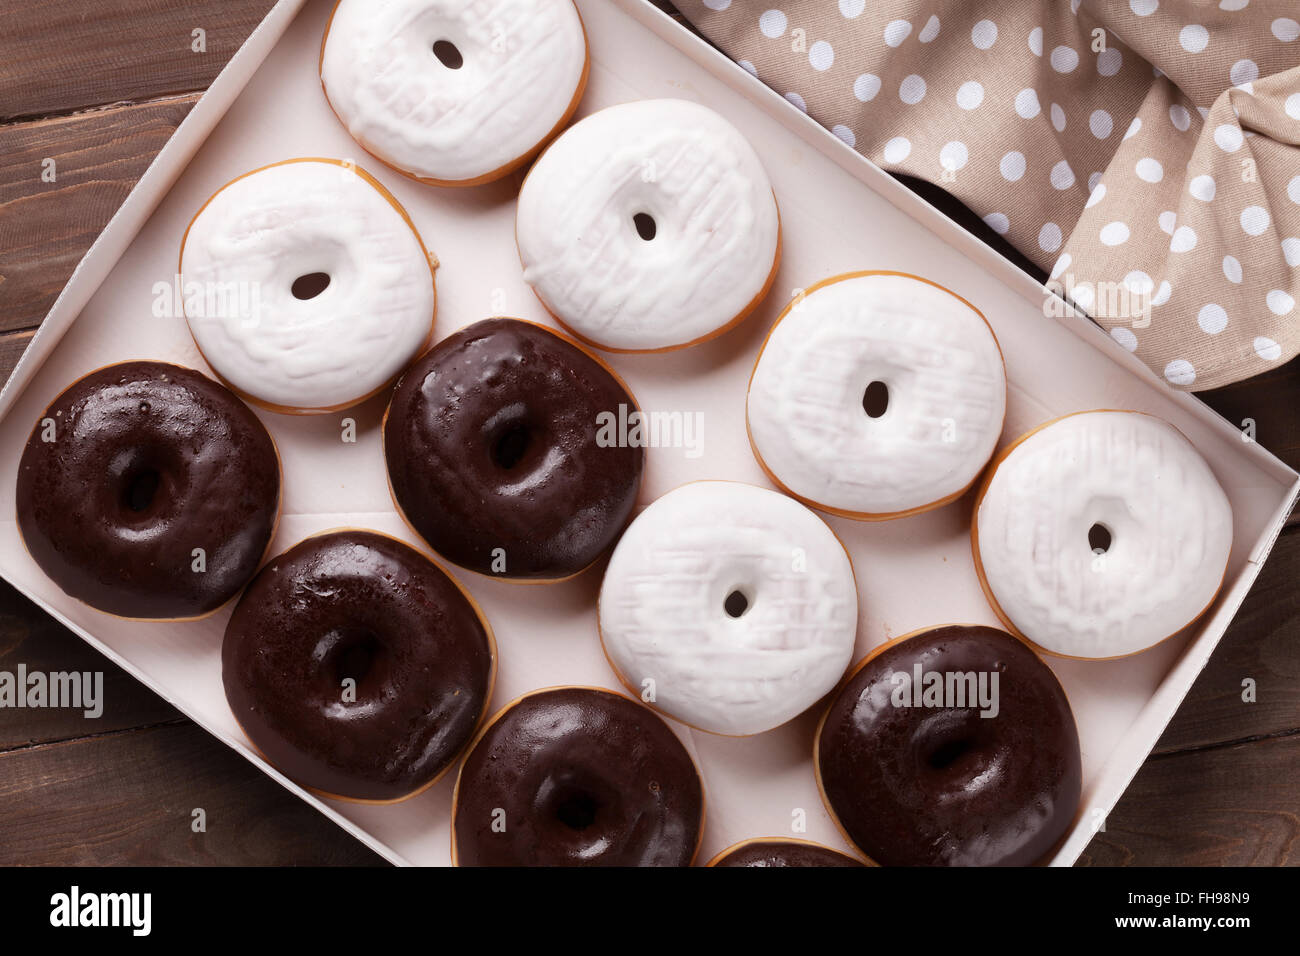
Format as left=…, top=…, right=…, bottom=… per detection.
left=1, top=0, right=1295, bottom=866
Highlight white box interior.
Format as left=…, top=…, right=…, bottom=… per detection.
left=0, top=0, right=1295, bottom=866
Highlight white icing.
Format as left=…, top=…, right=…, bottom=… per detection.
left=748, top=273, right=1006, bottom=516
left=180, top=160, right=434, bottom=411
left=975, top=411, right=1233, bottom=659
left=516, top=99, right=780, bottom=351
left=320, top=0, right=587, bottom=183
left=598, top=482, right=858, bottom=736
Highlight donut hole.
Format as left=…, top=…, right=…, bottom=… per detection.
left=927, top=737, right=973, bottom=771
left=291, top=272, right=331, bottom=301
left=724, top=588, right=750, bottom=618
left=432, top=39, right=464, bottom=70
left=862, top=380, right=889, bottom=419
left=122, top=467, right=162, bottom=513
left=632, top=212, right=657, bottom=241
left=1088, top=522, right=1113, bottom=554
left=492, top=424, right=532, bottom=470
left=324, top=627, right=388, bottom=690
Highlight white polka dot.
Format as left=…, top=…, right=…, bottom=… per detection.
left=1070, top=283, right=1095, bottom=311
left=1050, top=46, right=1079, bottom=72
left=759, top=9, right=787, bottom=38
left=1237, top=81, right=1255, bottom=96
left=703, top=0, right=731, bottom=9
left=1267, top=290, right=1295, bottom=315
left=1130, top=0, right=1158, bottom=15
left=738, top=60, right=758, bottom=76
left=1198, top=304, right=1229, bottom=334
left=984, top=212, right=1010, bottom=235
left=1039, top=223, right=1063, bottom=253
left=1111, top=327, right=1138, bottom=352
left=1029, top=27, right=1043, bottom=56
left=1125, top=116, right=1142, bottom=139
left=1165, top=359, right=1196, bottom=386
left=1289, top=176, right=1300, bottom=204
left=1273, top=18, right=1300, bottom=42
left=1223, top=256, right=1243, bottom=283
left=809, top=40, right=834, bottom=71
left=956, top=81, right=985, bottom=110
left=1171, top=226, right=1198, bottom=252
left=1086, top=182, right=1107, bottom=208
left=784, top=92, right=807, bottom=112
left=1125, top=271, right=1155, bottom=295
left=1000, top=151, right=1026, bottom=181
left=1197, top=106, right=1211, bottom=120
left=1101, top=221, right=1130, bottom=245
left=853, top=74, right=881, bottom=102
left=899, top=74, right=927, bottom=104
left=1189, top=174, right=1216, bottom=201
left=1169, top=105, right=1191, bottom=131
left=1153, top=280, right=1172, bottom=306
left=1015, top=88, right=1041, bottom=118
left=1180, top=25, right=1209, bottom=53
left=1090, top=109, right=1113, bottom=138
left=1051, top=103, right=1066, bottom=131
left=1230, top=59, right=1259, bottom=85
left=919, top=15, right=941, bottom=42
left=1286, top=93, right=1300, bottom=120
left=1254, top=337, right=1282, bottom=361
left=832, top=125, right=856, bottom=147
left=882, top=136, right=912, bottom=163
left=1214, top=124, right=1244, bottom=152
left=971, top=19, right=997, bottom=49
left=1050, top=253, right=1072, bottom=280
left=884, top=20, right=911, bottom=46
left=1098, top=47, right=1123, bottom=76
left=839, top=0, right=865, bottom=17
left=1283, top=237, right=1300, bottom=267
left=1136, top=157, right=1164, bottom=182
left=1051, top=160, right=1076, bottom=190
left=1220, top=0, right=1249, bottom=10
left=1159, top=211, right=1177, bottom=234
left=1241, top=205, right=1270, bottom=236
left=940, top=141, right=969, bottom=171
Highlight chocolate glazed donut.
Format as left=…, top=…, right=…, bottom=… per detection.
left=222, top=530, right=495, bottom=803
left=383, top=318, right=644, bottom=581
left=453, top=687, right=704, bottom=866
left=709, top=839, right=866, bottom=868
left=15, top=361, right=280, bottom=619
left=816, top=625, right=1081, bottom=866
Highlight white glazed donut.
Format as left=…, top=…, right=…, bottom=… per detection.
left=973, top=410, right=1233, bottom=660
left=516, top=99, right=781, bottom=352
left=598, top=481, right=858, bottom=736
left=320, top=0, right=588, bottom=186
left=180, top=159, right=435, bottom=413
left=747, top=272, right=1006, bottom=518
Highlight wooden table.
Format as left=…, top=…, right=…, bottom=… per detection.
left=1, top=1, right=1296, bottom=866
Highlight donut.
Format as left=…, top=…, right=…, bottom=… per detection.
left=747, top=272, right=1006, bottom=520
left=320, top=0, right=589, bottom=187
left=179, top=158, right=436, bottom=413
left=222, top=529, right=494, bottom=803
left=707, top=838, right=866, bottom=868
left=973, top=410, right=1233, bottom=660
left=15, top=361, right=280, bottom=620
left=815, top=625, right=1082, bottom=867
left=598, top=481, right=858, bottom=736
left=452, top=686, right=704, bottom=866
left=383, top=318, right=644, bottom=582
left=516, top=99, right=782, bottom=352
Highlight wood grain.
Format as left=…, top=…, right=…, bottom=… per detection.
left=0, top=0, right=278, bottom=122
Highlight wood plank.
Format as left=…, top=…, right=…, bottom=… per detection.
left=0, top=721, right=387, bottom=865
left=0, top=96, right=198, bottom=344
left=1078, top=733, right=1300, bottom=866
left=0, top=328, right=34, bottom=384
left=0, top=0, right=278, bottom=122
left=0, top=579, right=180, bottom=749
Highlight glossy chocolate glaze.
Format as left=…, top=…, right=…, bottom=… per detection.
left=454, top=687, right=703, bottom=866
left=222, top=530, right=493, bottom=802
left=818, top=626, right=1081, bottom=866
left=712, top=840, right=865, bottom=868
left=383, top=318, right=643, bottom=580
left=15, top=361, right=279, bottom=619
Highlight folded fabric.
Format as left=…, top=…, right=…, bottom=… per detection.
left=675, top=0, right=1300, bottom=391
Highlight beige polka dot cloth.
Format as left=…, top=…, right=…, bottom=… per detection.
left=675, top=0, right=1300, bottom=391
